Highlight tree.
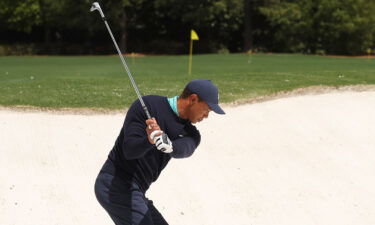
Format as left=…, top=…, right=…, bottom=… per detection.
left=103, top=0, right=148, bottom=53
left=243, top=0, right=253, bottom=52
left=258, top=0, right=310, bottom=52
left=153, top=0, right=244, bottom=53
left=37, top=0, right=65, bottom=46
left=0, top=0, right=40, bottom=33
left=259, top=0, right=375, bottom=54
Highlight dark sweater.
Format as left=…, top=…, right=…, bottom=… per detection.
left=102, top=95, right=201, bottom=192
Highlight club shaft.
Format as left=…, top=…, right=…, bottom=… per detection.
left=102, top=18, right=151, bottom=119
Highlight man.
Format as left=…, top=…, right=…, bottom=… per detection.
left=95, top=79, right=225, bottom=225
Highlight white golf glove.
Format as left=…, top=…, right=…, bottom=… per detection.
left=149, top=130, right=173, bottom=153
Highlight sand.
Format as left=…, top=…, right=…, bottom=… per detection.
left=1, top=91, right=375, bottom=225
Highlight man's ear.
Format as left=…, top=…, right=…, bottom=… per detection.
left=189, top=94, right=199, bottom=105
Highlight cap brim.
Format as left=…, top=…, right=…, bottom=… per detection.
left=207, top=102, right=225, bottom=115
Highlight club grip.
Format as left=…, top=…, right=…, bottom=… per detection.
left=142, top=105, right=151, bottom=119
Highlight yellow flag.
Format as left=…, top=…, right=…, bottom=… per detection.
left=191, top=30, right=199, bottom=40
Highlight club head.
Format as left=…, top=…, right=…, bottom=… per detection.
left=90, top=2, right=100, bottom=12
left=90, top=2, right=105, bottom=18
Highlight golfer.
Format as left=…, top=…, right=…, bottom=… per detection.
left=95, top=79, right=225, bottom=225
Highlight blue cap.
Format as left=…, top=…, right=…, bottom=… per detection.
left=186, top=79, right=225, bottom=114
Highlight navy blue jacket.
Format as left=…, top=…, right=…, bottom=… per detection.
left=103, top=95, right=201, bottom=192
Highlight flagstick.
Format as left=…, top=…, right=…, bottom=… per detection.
left=188, top=39, right=193, bottom=75
left=188, top=29, right=199, bottom=75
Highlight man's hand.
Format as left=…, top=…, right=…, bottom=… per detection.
left=146, top=118, right=161, bottom=144
left=145, top=118, right=173, bottom=153
left=154, top=133, right=173, bottom=153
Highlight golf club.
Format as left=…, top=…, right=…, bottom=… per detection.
left=90, top=2, right=151, bottom=119
left=90, top=2, right=171, bottom=152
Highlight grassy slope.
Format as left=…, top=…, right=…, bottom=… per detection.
left=0, top=54, right=374, bottom=109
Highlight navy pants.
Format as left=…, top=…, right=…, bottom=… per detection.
left=95, top=171, right=169, bottom=225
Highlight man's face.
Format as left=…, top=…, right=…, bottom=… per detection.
left=186, top=94, right=211, bottom=123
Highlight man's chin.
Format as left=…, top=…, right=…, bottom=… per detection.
left=193, top=119, right=203, bottom=124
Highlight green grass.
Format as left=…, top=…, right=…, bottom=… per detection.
left=0, top=54, right=374, bottom=109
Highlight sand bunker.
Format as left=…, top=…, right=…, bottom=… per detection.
left=1, top=91, right=375, bottom=225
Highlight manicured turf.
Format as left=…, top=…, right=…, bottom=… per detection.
left=0, top=54, right=374, bottom=109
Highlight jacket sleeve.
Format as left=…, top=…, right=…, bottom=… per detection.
left=122, top=100, right=154, bottom=160
left=170, top=126, right=201, bottom=159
